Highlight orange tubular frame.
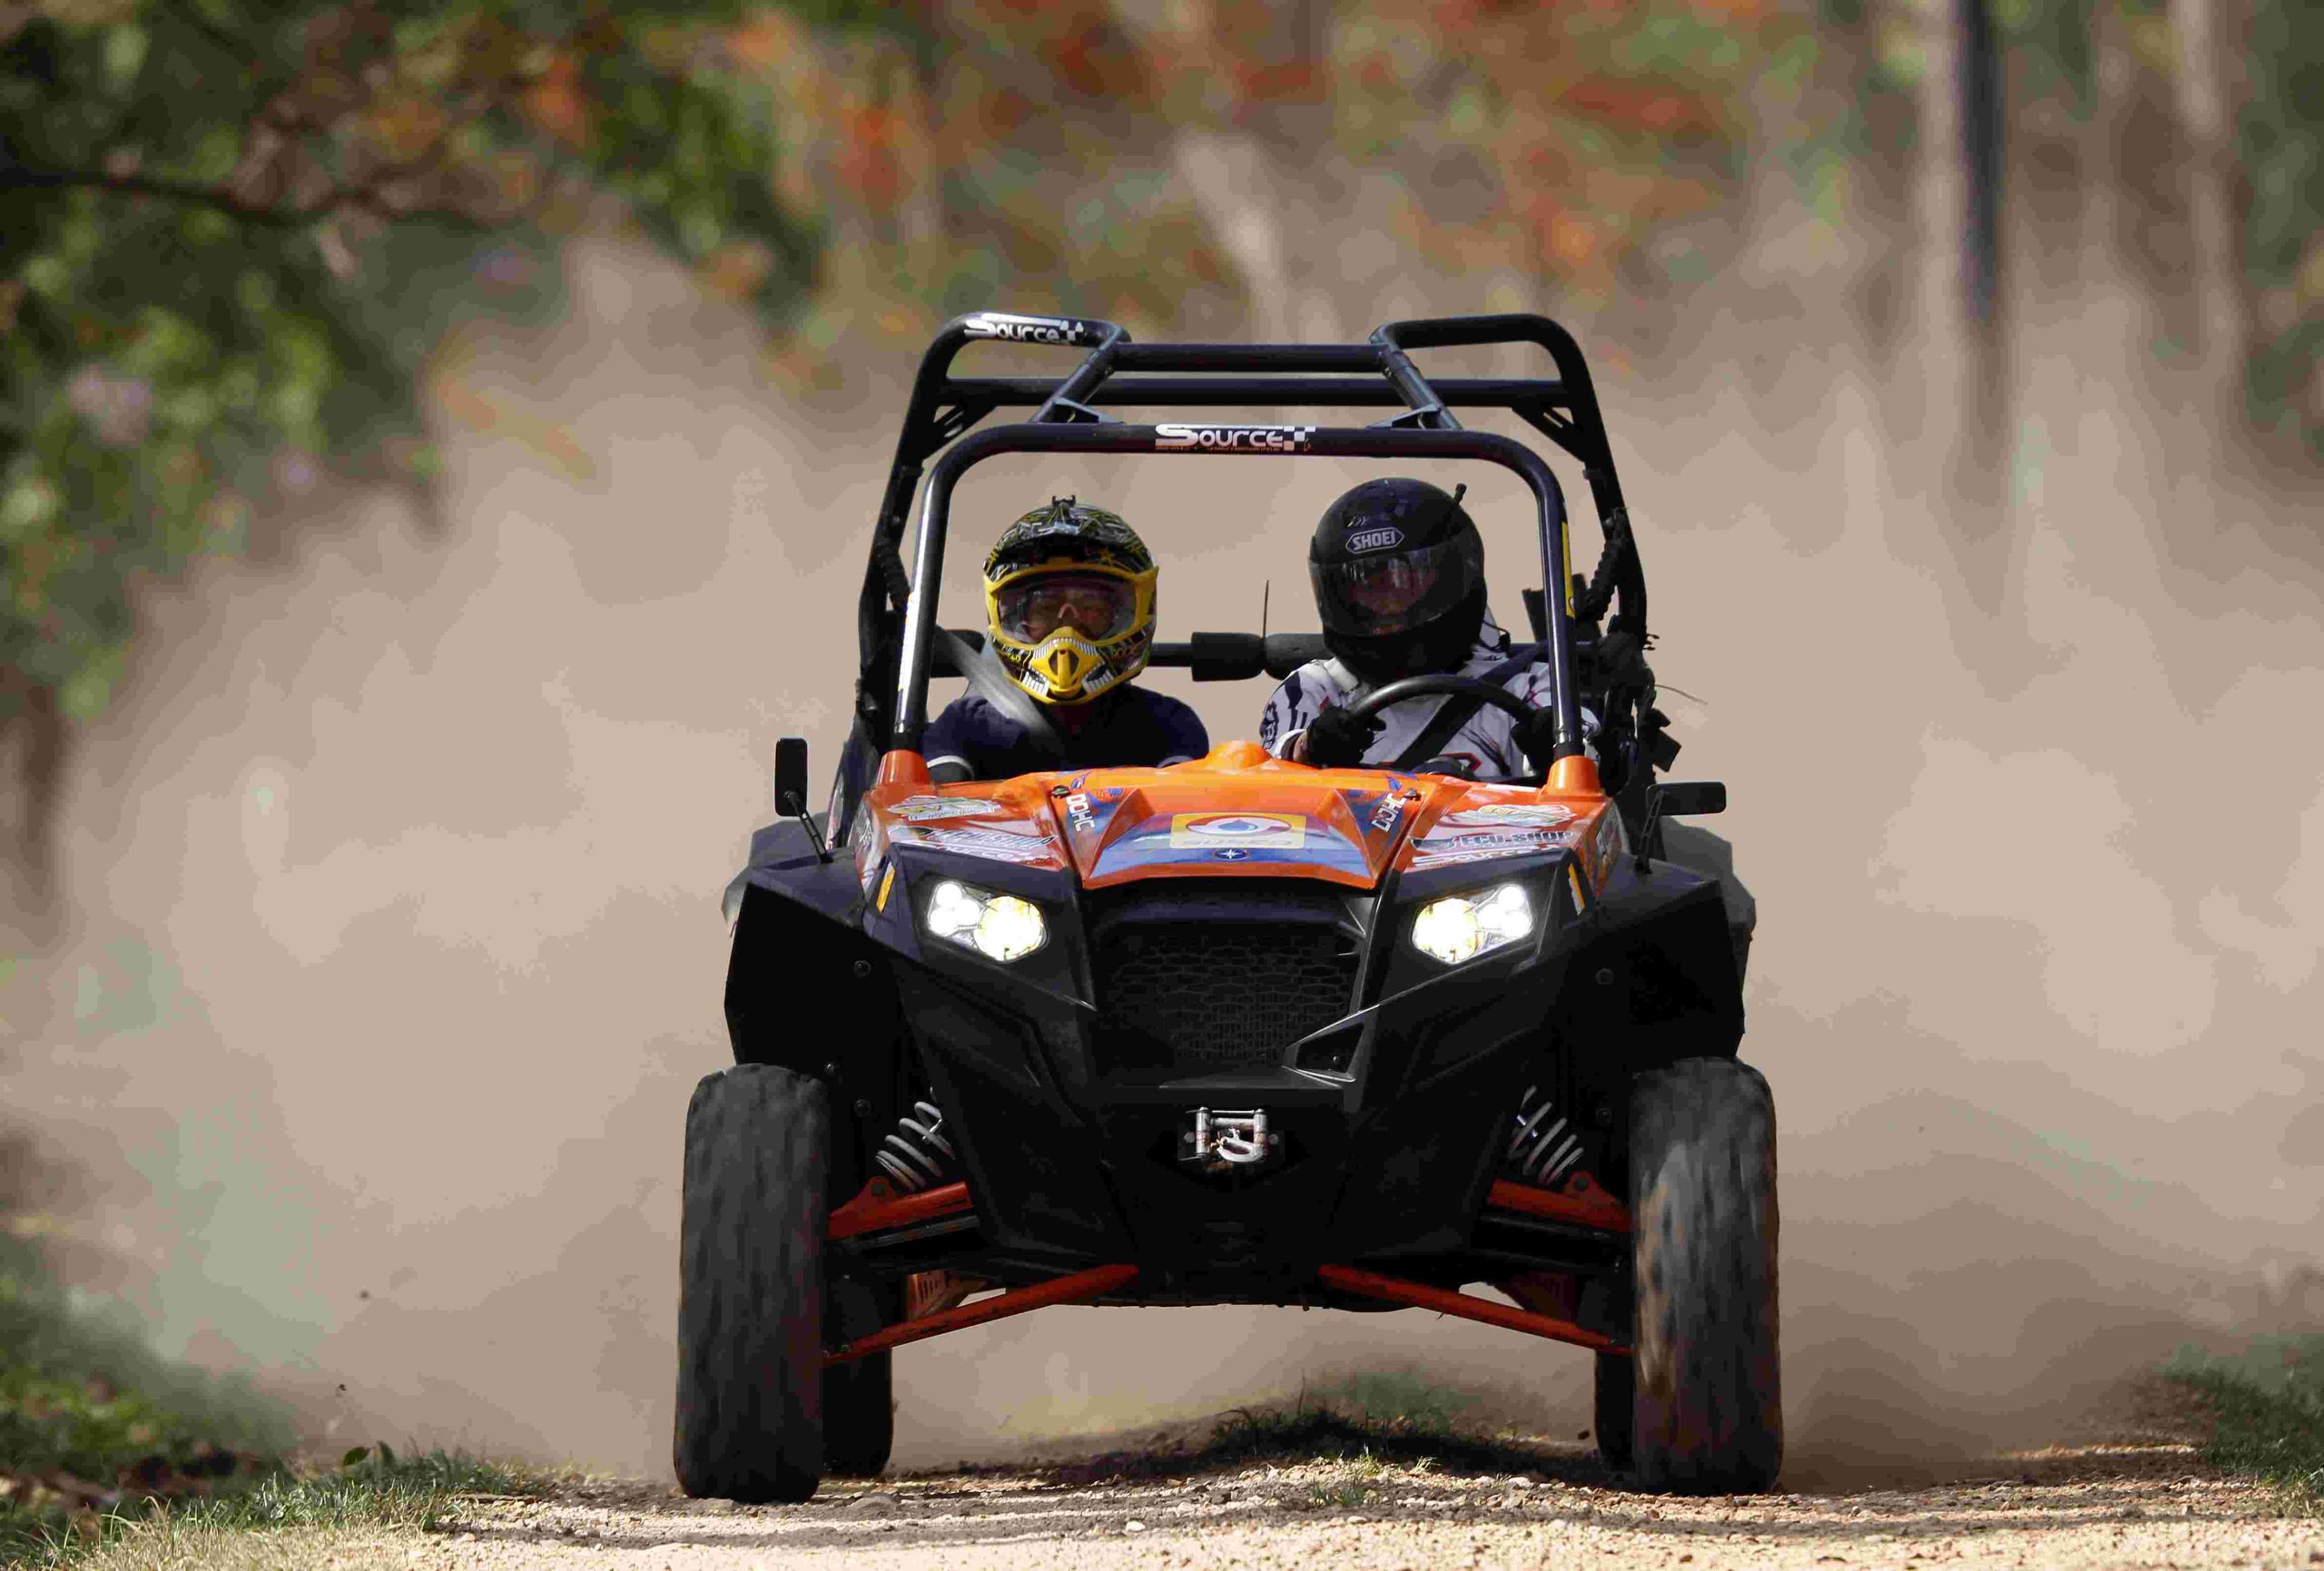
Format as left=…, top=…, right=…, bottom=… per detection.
left=1316, top=1263, right=1630, bottom=1356
left=819, top=1179, right=1633, bottom=1361
left=823, top=1263, right=1138, bottom=1365
left=1483, top=1175, right=1632, bottom=1233
left=827, top=1180, right=973, bottom=1242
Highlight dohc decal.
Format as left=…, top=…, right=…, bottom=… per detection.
left=1063, top=792, right=1098, bottom=836
left=1167, top=812, right=1306, bottom=849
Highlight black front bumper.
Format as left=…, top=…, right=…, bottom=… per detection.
left=881, top=872, right=1584, bottom=1294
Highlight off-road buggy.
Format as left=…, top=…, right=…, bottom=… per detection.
left=681, top=312, right=1778, bottom=1502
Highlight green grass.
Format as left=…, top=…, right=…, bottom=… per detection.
left=2160, top=1334, right=2324, bottom=1507
left=30, top=1450, right=533, bottom=1571
left=0, top=1233, right=531, bottom=1566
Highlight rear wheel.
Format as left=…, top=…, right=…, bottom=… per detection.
left=675, top=1065, right=826, bottom=1502
left=1627, top=1056, right=1781, bottom=1492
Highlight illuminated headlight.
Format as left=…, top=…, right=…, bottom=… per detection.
left=923, top=879, right=1048, bottom=963
left=1410, top=881, right=1537, bottom=966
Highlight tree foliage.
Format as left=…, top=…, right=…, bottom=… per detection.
left=2, top=0, right=2315, bottom=748
left=0, top=0, right=894, bottom=727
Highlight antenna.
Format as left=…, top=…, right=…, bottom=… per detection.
left=1261, top=582, right=1270, bottom=638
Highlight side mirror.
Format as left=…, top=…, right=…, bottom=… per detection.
left=1653, top=781, right=1726, bottom=817
left=774, top=737, right=810, bottom=816
left=773, top=737, right=832, bottom=862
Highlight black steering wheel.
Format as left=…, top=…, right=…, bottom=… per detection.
left=1347, top=673, right=1550, bottom=777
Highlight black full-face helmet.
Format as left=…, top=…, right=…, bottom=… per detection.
left=1308, top=477, right=1487, bottom=684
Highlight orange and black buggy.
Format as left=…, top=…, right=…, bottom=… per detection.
left=681, top=313, right=1778, bottom=1501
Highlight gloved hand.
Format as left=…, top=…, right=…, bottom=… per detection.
left=1512, top=704, right=1562, bottom=770
left=1301, top=704, right=1385, bottom=768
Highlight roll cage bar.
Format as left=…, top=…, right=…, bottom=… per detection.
left=835, top=311, right=1658, bottom=839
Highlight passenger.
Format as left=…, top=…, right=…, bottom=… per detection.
left=925, top=498, right=1208, bottom=783
left=1260, top=476, right=1757, bottom=977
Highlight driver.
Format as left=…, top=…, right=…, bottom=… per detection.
left=924, top=498, right=1208, bottom=783
left=1259, top=477, right=1557, bottom=777
left=1260, top=476, right=1757, bottom=978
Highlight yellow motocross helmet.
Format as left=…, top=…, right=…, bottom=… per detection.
left=982, top=499, right=1158, bottom=705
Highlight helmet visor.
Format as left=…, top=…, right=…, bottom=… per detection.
left=1311, top=535, right=1483, bottom=637
left=995, top=572, right=1138, bottom=643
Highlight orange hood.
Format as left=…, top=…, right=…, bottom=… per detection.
left=860, top=741, right=1620, bottom=894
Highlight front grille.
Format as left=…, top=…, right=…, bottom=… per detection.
left=1094, top=923, right=1358, bottom=1071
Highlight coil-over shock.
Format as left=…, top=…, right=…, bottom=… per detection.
left=873, top=1098, right=956, bottom=1193
left=1506, top=1084, right=1585, bottom=1187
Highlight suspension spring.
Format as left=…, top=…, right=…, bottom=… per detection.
left=1506, top=1085, right=1585, bottom=1188
left=873, top=1099, right=956, bottom=1193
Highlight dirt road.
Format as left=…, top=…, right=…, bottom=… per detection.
left=221, top=1389, right=2319, bottom=1571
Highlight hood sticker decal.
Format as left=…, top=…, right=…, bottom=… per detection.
left=1167, top=813, right=1307, bottom=849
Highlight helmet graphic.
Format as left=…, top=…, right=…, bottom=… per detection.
left=982, top=499, right=1158, bottom=705
left=1308, top=477, right=1487, bottom=683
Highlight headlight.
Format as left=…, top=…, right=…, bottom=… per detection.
left=923, top=879, right=1048, bottom=963
left=1410, top=881, right=1536, bottom=966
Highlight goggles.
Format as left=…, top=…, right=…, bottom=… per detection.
left=995, top=572, right=1137, bottom=642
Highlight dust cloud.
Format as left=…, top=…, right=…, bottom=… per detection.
left=3, top=234, right=2319, bottom=1479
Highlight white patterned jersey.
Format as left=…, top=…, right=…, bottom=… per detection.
left=1256, top=613, right=1586, bottom=781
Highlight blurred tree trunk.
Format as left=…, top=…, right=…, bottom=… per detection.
left=2094, top=0, right=2202, bottom=359
left=1906, top=0, right=2016, bottom=622
left=1824, top=0, right=1915, bottom=373
left=2168, top=0, right=2251, bottom=437
left=0, top=682, right=67, bottom=948
left=1956, top=0, right=2012, bottom=540
left=1165, top=0, right=1345, bottom=346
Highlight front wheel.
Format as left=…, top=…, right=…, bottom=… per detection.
left=1593, top=1352, right=1634, bottom=1472
left=674, top=1065, right=827, bottom=1502
left=1627, top=1056, right=1782, bottom=1492
left=822, top=1279, right=896, bottom=1477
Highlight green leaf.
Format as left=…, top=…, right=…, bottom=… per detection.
left=341, top=1447, right=371, bottom=1468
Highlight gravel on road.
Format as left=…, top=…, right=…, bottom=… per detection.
left=80, top=1384, right=2324, bottom=1571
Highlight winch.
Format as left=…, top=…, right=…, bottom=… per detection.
left=1178, top=1106, right=1279, bottom=1172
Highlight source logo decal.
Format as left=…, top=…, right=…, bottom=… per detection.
left=890, top=823, right=1060, bottom=865
left=1346, top=526, right=1404, bottom=554
left=961, top=311, right=1090, bottom=344
left=1167, top=812, right=1306, bottom=849
left=1215, top=848, right=1251, bottom=861
left=1441, top=802, right=1577, bottom=830
left=889, top=795, right=1006, bottom=822
left=1155, top=423, right=1317, bottom=453
left=1405, top=826, right=1574, bottom=870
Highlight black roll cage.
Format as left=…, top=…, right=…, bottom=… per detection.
left=837, top=310, right=1652, bottom=838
